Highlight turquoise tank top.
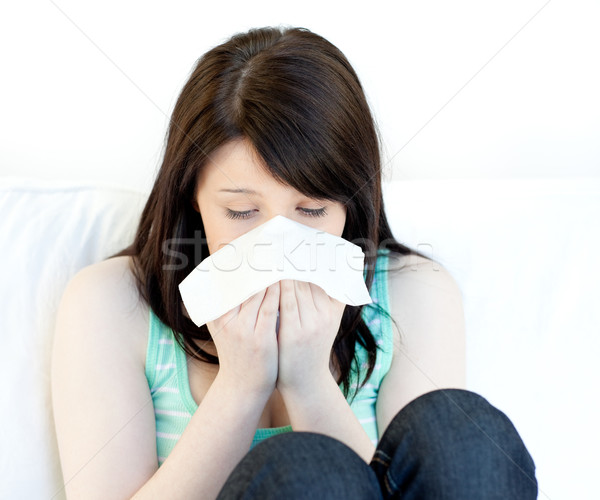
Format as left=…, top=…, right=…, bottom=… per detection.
left=145, top=248, right=394, bottom=466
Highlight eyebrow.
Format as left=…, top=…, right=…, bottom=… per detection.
left=218, top=188, right=262, bottom=196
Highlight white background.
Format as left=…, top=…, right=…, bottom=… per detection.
left=1, top=2, right=599, bottom=499
left=1, top=0, right=598, bottom=191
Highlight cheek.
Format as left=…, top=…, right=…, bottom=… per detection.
left=332, top=206, right=347, bottom=237
left=204, top=226, right=227, bottom=255
left=197, top=209, right=220, bottom=255
left=198, top=204, right=240, bottom=255
left=204, top=222, right=245, bottom=255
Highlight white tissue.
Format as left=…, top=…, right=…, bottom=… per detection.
left=178, top=215, right=372, bottom=327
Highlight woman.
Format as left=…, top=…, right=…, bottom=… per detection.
left=51, top=26, right=537, bottom=499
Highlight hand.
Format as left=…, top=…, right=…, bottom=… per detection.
left=206, top=282, right=280, bottom=398
left=276, top=279, right=346, bottom=397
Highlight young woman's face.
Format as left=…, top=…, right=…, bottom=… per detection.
left=194, top=138, right=347, bottom=255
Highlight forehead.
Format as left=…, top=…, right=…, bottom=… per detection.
left=197, top=139, right=271, bottom=188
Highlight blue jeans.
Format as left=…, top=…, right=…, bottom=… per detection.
left=216, top=389, right=538, bottom=499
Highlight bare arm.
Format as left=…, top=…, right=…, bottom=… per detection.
left=133, top=375, right=270, bottom=500
left=51, top=258, right=270, bottom=500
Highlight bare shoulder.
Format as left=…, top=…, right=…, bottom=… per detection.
left=384, top=251, right=466, bottom=355
left=386, top=251, right=464, bottom=299
left=59, top=255, right=149, bottom=365
left=71, top=255, right=141, bottom=295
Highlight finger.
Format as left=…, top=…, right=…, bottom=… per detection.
left=238, top=287, right=268, bottom=321
left=207, top=304, right=242, bottom=343
left=308, top=282, right=328, bottom=311
left=210, top=301, right=241, bottom=329
left=294, top=279, right=317, bottom=313
left=259, top=281, right=281, bottom=313
left=279, top=278, right=299, bottom=322
left=256, top=282, right=280, bottom=333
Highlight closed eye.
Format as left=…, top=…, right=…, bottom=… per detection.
left=225, top=207, right=328, bottom=220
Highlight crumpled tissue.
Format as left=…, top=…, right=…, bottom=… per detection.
left=178, top=215, right=372, bottom=330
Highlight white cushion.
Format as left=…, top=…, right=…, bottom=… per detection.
left=0, top=177, right=147, bottom=499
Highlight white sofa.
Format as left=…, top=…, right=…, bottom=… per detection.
left=1, top=176, right=597, bottom=499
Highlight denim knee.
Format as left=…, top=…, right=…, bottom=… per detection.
left=217, top=431, right=382, bottom=500
left=371, top=389, right=538, bottom=499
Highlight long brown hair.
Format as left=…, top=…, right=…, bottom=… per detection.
left=110, top=26, right=432, bottom=402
